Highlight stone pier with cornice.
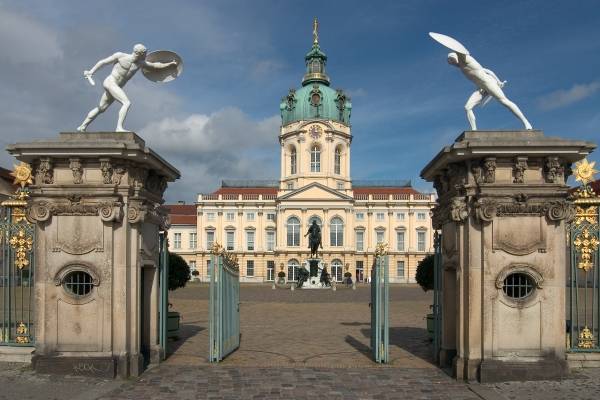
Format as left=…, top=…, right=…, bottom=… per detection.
left=7, top=132, right=180, bottom=378
left=421, top=130, right=596, bottom=382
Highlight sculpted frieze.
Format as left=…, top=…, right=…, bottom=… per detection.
left=69, top=158, right=83, bottom=184
left=100, top=159, right=113, bottom=184
left=35, top=158, right=54, bottom=185
left=544, top=156, right=565, bottom=184
left=473, top=196, right=573, bottom=223
left=28, top=199, right=123, bottom=223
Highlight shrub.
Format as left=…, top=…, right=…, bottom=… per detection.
left=415, top=254, right=435, bottom=292
left=344, top=272, right=352, bottom=278
left=277, top=271, right=286, bottom=278
left=192, top=270, right=200, bottom=277
left=168, top=253, right=191, bottom=291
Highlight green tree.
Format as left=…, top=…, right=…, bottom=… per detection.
left=415, top=254, right=435, bottom=292
left=168, top=252, right=191, bottom=291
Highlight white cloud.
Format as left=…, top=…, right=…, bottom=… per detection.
left=537, top=81, right=600, bottom=111
left=140, top=108, right=280, bottom=202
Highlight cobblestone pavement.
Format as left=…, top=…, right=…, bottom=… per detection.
left=1, top=284, right=600, bottom=399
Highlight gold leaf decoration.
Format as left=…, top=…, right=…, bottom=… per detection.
left=10, top=162, right=33, bottom=189
left=9, top=229, right=33, bottom=269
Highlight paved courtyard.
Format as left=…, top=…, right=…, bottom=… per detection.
left=1, top=283, right=600, bottom=399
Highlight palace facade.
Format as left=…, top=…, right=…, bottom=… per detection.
left=166, top=26, right=435, bottom=283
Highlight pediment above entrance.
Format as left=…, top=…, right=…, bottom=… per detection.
left=278, top=182, right=353, bottom=202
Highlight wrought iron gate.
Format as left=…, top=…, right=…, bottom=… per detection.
left=567, top=159, right=599, bottom=351
left=209, top=246, right=240, bottom=363
left=1, top=164, right=35, bottom=346
left=158, top=230, right=169, bottom=360
left=370, top=246, right=389, bottom=363
left=432, top=231, right=443, bottom=363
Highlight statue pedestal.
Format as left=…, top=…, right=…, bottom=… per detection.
left=8, top=132, right=180, bottom=378
left=421, top=130, right=595, bottom=382
left=300, top=258, right=331, bottom=289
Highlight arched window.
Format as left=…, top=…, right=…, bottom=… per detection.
left=308, top=215, right=322, bottom=228
left=311, top=145, right=321, bottom=172
left=331, top=259, right=343, bottom=282
left=290, top=147, right=297, bottom=175
left=310, top=60, right=322, bottom=73
left=287, top=217, right=300, bottom=246
left=334, top=147, right=342, bottom=175
left=330, top=217, right=344, bottom=246
left=287, top=259, right=300, bottom=282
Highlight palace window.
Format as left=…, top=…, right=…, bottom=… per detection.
left=226, top=212, right=235, bottom=221
left=189, top=232, right=197, bottom=249
left=266, top=231, right=275, bottom=251
left=503, top=273, right=534, bottom=299
left=207, top=212, right=215, bottom=221
left=287, top=182, right=294, bottom=190
left=246, top=212, right=255, bottom=221
left=173, top=232, right=182, bottom=249
left=226, top=231, right=235, bottom=251
left=376, top=230, right=385, bottom=244
left=267, top=213, right=276, bottom=222
left=376, top=212, right=385, bottom=221
left=246, top=260, right=254, bottom=277
left=334, top=147, right=341, bottom=175
left=63, top=270, right=94, bottom=298
left=331, top=259, right=343, bottom=282
left=417, top=212, right=427, bottom=221
left=311, top=145, right=321, bottom=172
left=356, top=231, right=364, bottom=251
left=396, top=231, right=405, bottom=251
left=330, top=217, right=344, bottom=246
left=337, top=182, right=344, bottom=190
left=417, top=231, right=426, bottom=252
left=396, top=212, right=405, bottom=221
left=267, top=261, right=275, bottom=281
left=246, top=231, right=255, bottom=251
left=288, top=259, right=300, bottom=281
left=397, top=261, right=405, bottom=278
left=290, top=147, right=297, bottom=175
left=355, top=261, right=364, bottom=283
left=356, top=212, right=364, bottom=221
left=287, top=217, right=300, bottom=246
left=206, top=230, right=215, bottom=249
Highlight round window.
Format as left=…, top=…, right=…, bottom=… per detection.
left=310, top=92, right=321, bottom=106
left=63, top=271, right=94, bottom=297
left=502, top=273, right=534, bottom=299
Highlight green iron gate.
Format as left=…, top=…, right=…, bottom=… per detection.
left=1, top=164, right=35, bottom=347
left=567, top=159, right=599, bottom=351
left=432, top=231, right=443, bottom=363
left=209, top=246, right=240, bottom=363
left=371, top=246, right=389, bottom=363
left=158, top=230, right=169, bottom=360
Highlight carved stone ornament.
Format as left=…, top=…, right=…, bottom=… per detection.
left=474, top=198, right=498, bottom=222
left=146, top=171, right=168, bottom=195
left=495, top=264, right=544, bottom=290
left=450, top=197, right=469, bottom=222
left=35, top=158, right=53, bottom=185
left=100, top=159, right=112, bottom=184
left=544, top=156, right=565, bottom=184
left=473, top=196, right=573, bottom=223
left=112, top=165, right=126, bottom=185
left=471, top=163, right=484, bottom=185
left=69, top=158, right=83, bottom=184
left=28, top=200, right=123, bottom=222
left=54, top=263, right=101, bottom=287
left=513, top=157, right=528, bottom=184
left=483, top=157, right=496, bottom=183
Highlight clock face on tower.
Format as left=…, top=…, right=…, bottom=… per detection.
left=308, top=125, right=322, bottom=140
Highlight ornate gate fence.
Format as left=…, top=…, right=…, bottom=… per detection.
left=432, top=231, right=443, bottom=363
left=370, top=244, right=389, bottom=363
left=209, top=244, right=240, bottom=363
left=0, top=164, right=35, bottom=346
left=567, top=159, right=600, bottom=351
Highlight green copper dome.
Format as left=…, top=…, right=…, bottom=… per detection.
left=279, top=20, right=352, bottom=126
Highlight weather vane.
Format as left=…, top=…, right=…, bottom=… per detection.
left=313, top=17, right=319, bottom=45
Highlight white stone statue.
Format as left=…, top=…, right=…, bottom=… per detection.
left=429, top=32, right=532, bottom=130
left=78, top=44, right=181, bottom=132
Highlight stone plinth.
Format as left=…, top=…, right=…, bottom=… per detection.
left=7, top=132, right=180, bottom=378
left=421, top=130, right=596, bottom=382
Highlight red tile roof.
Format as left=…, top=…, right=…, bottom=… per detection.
left=165, top=204, right=196, bottom=225
left=170, top=215, right=197, bottom=225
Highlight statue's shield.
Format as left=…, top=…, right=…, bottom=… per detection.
left=142, top=50, right=183, bottom=83
left=429, top=32, right=470, bottom=55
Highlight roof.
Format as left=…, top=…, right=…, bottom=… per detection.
left=222, top=180, right=278, bottom=188
left=353, top=180, right=411, bottom=188
left=353, top=187, right=420, bottom=195
left=164, top=204, right=196, bottom=226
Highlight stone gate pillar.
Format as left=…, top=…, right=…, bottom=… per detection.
left=421, top=130, right=595, bottom=382
left=7, top=132, right=180, bottom=378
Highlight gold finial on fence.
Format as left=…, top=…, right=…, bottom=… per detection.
left=574, top=158, right=598, bottom=186
left=10, top=162, right=33, bottom=189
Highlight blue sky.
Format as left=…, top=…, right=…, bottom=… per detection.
left=1, top=0, right=599, bottom=201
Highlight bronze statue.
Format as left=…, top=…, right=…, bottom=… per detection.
left=304, top=220, right=323, bottom=258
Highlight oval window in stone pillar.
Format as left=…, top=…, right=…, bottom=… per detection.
left=54, top=263, right=100, bottom=299
left=495, top=264, right=543, bottom=305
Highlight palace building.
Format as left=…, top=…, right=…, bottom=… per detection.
left=166, top=21, right=435, bottom=283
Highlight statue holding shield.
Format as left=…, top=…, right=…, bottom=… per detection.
left=429, top=32, right=532, bottom=131
left=77, top=44, right=183, bottom=132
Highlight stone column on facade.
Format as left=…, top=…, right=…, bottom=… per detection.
left=421, top=130, right=595, bottom=382
left=8, top=132, right=180, bottom=378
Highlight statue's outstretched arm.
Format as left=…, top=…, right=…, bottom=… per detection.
left=144, top=60, right=177, bottom=70
left=87, top=52, right=123, bottom=75
left=482, top=68, right=504, bottom=86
